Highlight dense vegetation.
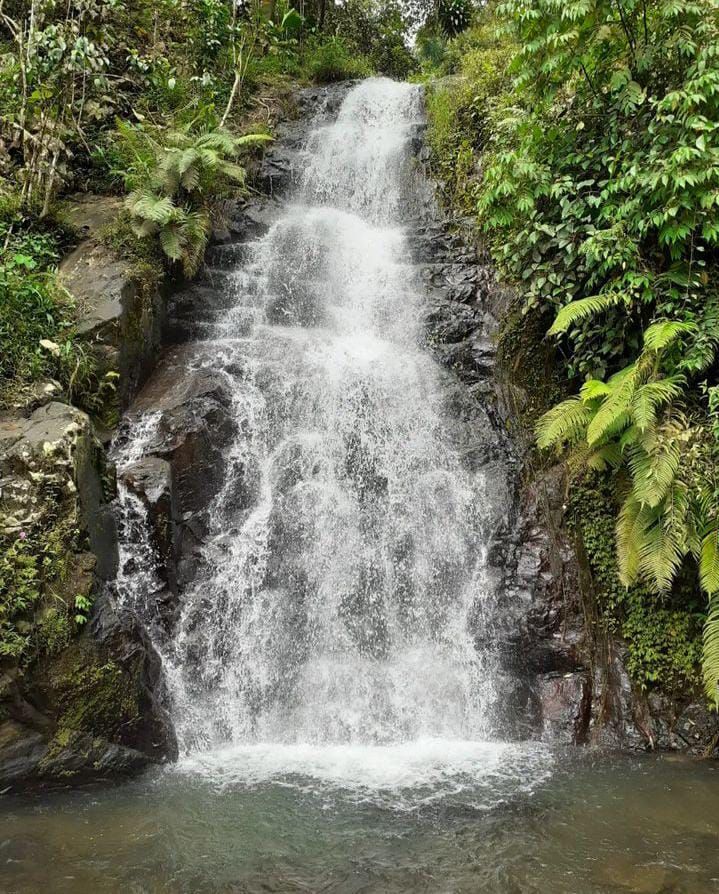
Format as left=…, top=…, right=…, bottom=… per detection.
left=423, top=0, right=719, bottom=704
left=0, top=0, right=418, bottom=409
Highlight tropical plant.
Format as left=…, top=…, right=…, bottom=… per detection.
left=537, top=318, right=719, bottom=702
left=124, top=127, right=272, bottom=275
left=425, top=0, right=719, bottom=704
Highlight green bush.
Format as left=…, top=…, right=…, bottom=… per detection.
left=306, top=38, right=373, bottom=83
left=427, top=0, right=719, bottom=704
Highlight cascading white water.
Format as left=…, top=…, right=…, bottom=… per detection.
left=115, top=78, right=522, bottom=786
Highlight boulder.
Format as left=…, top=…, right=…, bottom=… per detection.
left=536, top=671, right=591, bottom=744
left=0, top=402, right=177, bottom=788
left=59, top=195, right=165, bottom=409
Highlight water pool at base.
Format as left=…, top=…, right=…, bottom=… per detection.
left=3, top=747, right=718, bottom=893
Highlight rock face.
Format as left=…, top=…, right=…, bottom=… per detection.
left=414, top=130, right=718, bottom=753
left=0, top=402, right=176, bottom=786
left=59, top=194, right=167, bottom=410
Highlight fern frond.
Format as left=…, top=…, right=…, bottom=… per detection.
left=126, top=190, right=175, bottom=224
left=219, top=161, right=247, bottom=183
left=642, top=320, right=697, bottom=352
left=630, top=376, right=684, bottom=432
left=586, top=365, right=637, bottom=445
left=625, top=438, right=680, bottom=508
left=130, top=217, right=158, bottom=238
left=638, top=510, right=685, bottom=591
left=580, top=378, right=612, bottom=401
left=585, top=442, right=623, bottom=471
left=700, top=530, right=719, bottom=594
left=548, top=292, right=624, bottom=336
left=181, top=164, right=201, bottom=192
left=177, top=148, right=200, bottom=175
left=159, top=224, right=183, bottom=261
left=703, top=592, right=719, bottom=708
left=617, top=494, right=647, bottom=585
left=157, top=151, right=183, bottom=195
left=197, top=129, right=239, bottom=154
left=536, top=397, right=592, bottom=449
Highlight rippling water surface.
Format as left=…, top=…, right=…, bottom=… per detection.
left=3, top=750, right=719, bottom=893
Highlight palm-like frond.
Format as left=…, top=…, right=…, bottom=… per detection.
left=617, top=495, right=648, bottom=585
left=630, top=376, right=684, bottom=431
left=126, top=189, right=175, bottom=224
left=159, top=223, right=183, bottom=261
left=548, top=292, right=624, bottom=335
left=703, top=593, right=719, bottom=707
left=197, top=129, right=239, bottom=154
left=586, top=365, right=637, bottom=445
left=218, top=161, right=247, bottom=183
left=536, top=397, right=593, bottom=449
left=642, top=320, right=697, bottom=352
left=700, top=530, right=719, bottom=595
left=625, top=438, right=681, bottom=509
left=638, top=510, right=687, bottom=592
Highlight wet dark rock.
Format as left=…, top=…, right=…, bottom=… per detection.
left=130, top=344, right=237, bottom=518
left=0, top=586, right=177, bottom=788
left=123, top=457, right=176, bottom=590
left=537, top=672, right=591, bottom=744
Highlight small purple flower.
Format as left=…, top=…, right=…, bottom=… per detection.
left=18, top=531, right=27, bottom=540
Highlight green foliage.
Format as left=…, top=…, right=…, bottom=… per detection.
left=306, top=38, right=373, bottom=83
left=569, top=478, right=703, bottom=693
left=428, top=0, right=719, bottom=704
left=424, top=15, right=513, bottom=210
left=0, top=536, right=41, bottom=659
left=0, top=516, right=84, bottom=664
left=120, top=125, right=271, bottom=275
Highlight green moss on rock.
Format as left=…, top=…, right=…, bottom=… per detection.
left=568, top=475, right=704, bottom=694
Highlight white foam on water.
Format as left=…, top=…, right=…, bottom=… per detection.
left=170, top=738, right=555, bottom=808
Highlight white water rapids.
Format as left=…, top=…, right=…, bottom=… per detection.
left=114, top=78, right=551, bottom=796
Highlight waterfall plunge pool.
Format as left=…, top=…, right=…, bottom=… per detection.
left=2, top=746, right=718, bottom=893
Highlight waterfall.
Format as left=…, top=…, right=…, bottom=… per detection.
left=114, top=78, right=508, bottom=777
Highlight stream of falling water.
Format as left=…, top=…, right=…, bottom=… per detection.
left=113, top=78, right=551, bottom=796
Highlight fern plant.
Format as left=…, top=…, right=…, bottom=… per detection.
left=124, top=127, right=272, bottom=275
left=538, top=319, right=719, bottom=704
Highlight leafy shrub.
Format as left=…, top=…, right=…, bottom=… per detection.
left=306, top=38, right=373, bottom=83
left=119, top=125, right=271, bottom=275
